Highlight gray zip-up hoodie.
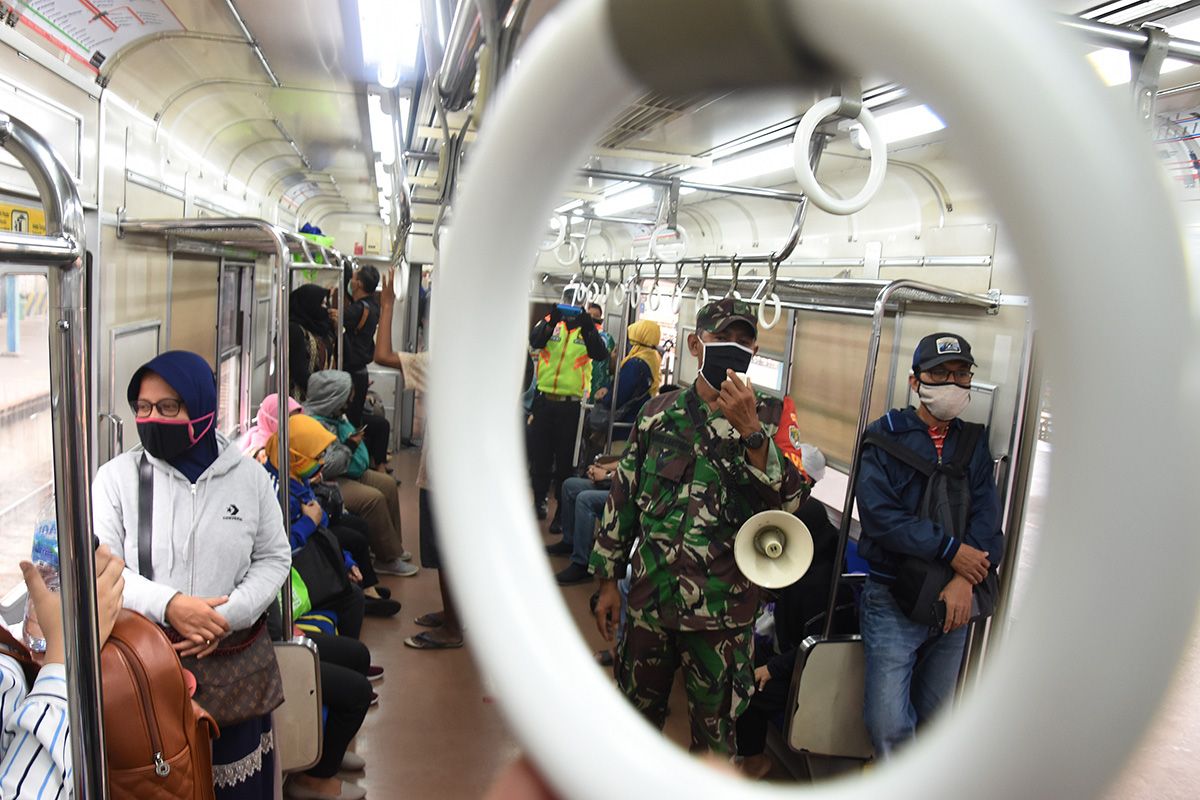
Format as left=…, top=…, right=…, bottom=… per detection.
left=92, top=434, right=291, bottom=632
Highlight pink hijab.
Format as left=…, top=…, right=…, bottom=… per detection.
left=238, top=393, right=303, bottom=455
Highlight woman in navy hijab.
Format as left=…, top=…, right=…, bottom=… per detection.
left=94, top=350, right=291, bottom=799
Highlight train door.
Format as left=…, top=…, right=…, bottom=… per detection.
left=216, top=261, right=255, bottom=437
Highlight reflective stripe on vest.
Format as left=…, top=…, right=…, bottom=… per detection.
left=536, top=321, right=592, bottom=397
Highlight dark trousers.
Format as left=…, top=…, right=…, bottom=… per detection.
left=362, top=412, right=391, bottom=466
left=323, top=584, right=365, bottom=639
left=735, top=657, right=794, bottom=756
left=528, top=394, right=582, bottom=505
left=305, top=633, right=371, bottom=779
left=330, top=522, right=378, bottom=589
left=347, top=369, right=370, bottom=426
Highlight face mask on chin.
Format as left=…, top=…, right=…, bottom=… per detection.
left=698, top=341, right=754, bottom=391
left=137, top=412, right=214, bottom=461
left=917, top=382, right=971, bottom=421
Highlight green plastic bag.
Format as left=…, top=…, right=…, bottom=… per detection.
left=290, top=567, right=312, bottom=619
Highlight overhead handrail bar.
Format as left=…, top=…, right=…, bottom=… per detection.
left=581, top=167, right=806, bottom=204
left=118, top=218, right=298, bottom=635
left=0, top=112, right=107, bottom=798
left=1059, top=14, right=1200, bottom=65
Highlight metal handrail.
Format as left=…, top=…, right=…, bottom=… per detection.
left=0, top=112, right=107, bottom=798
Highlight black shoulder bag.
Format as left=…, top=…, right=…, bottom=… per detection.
left=138, top=455, right=284, bottom=727
left=860, top=424, right=999, bottom=627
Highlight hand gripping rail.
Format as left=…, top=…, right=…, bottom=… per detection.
left=428, top=1, right=1195, bottom=799
left=0, top=112, right=108, bottom=798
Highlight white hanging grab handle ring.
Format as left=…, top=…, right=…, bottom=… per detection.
left=758, top=293, right=782, bottom=330
left=587, top=281, right=601, bottom=303
left=628, top=277, right=641, bottom=310
left=672, top=277, right=689, bottom=313
left=725, top=255, right=742, bottom=300
left=647, top=262, right=663, bottom=311
left=555, top=238, right=581, bottom=266
left=793, top=95, right=888, bottom=215
left=538, top=215, right=567, bottom=252
left=758, top=256, right=783, bottom=330
left=611, top=266, right=627, bottom=306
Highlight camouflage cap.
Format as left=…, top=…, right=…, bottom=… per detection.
left=696, top=297, right=758, bottom=336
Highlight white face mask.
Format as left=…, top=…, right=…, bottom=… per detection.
left=918, top=382, right=971, bottom=421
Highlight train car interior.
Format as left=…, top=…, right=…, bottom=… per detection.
left=0, top=0, right=1196, bottom=798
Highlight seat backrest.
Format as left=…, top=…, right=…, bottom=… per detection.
left=272, top=637, right=323, bottom=773
left=103, top=610, right=217, bottom=800
left=787, top=636, right=874, bottom=760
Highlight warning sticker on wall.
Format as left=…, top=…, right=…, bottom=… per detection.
left=0, top=203, right=46, bottom=235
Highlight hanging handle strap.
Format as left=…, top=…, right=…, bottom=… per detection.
left=138, top=454, right=154, bottom=580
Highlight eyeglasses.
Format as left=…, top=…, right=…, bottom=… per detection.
left=133, top=399, right=183, bottom=418
left=923, top=367, right=974, bottom=386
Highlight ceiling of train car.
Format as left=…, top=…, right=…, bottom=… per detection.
left=6, top=0, right=1200, bottom=238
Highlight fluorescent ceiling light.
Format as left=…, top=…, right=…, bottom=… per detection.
left=358, top=0, right=422, bottom=87
left=1087, top=47, right=1191, bottom=87
left=685, top=143, right=793, bottom=186
left=853, top=104, right=946, bottom=149
left=368, top=93, right=396, bottom=166
left=595, top=185, right=654, bottom=216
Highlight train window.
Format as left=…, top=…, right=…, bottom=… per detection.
left=0, top=274, right=53, bottom=597
left=789, top=311, right=894, bottom=467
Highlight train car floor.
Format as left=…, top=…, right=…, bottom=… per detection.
left=348, top=447, right=1199, bottom=797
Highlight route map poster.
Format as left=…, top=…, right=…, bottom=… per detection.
left=13, top=0, right=183, bottom=71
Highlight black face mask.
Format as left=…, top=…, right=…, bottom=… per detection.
left=137, top=413, right=213, bottom=461
left=698, top=341, right=754, bottom=390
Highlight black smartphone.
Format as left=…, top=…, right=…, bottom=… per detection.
left=932, top=600, right=947, bottom=630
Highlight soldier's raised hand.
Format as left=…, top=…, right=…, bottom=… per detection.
left=716, top=370, right=760, bottom=437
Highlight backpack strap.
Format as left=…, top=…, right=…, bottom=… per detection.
left=949, top=422, right=984, bottom=472
left=861, top=431, right=936, bottom=476
left=138, top=454, right=154, bottom=580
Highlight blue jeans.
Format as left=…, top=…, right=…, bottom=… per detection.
left=558, top=477, right=608, bottom=568
left=860, top=579, right=967, bottom=757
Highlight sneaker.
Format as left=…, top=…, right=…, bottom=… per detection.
left=369, top=691, right=379, bottom=707
left=544, top=541, right=572, bottom=556
left=366, top=665, right=385, bottom=682
left=399, top=550, right=413, bottom=562
left=548, top=518, right=562, bottom=535
left=376, top=558, right=419, bottom=577
left=555, top=562, right=591, bottom=585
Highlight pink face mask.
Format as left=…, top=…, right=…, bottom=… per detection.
left=136, top=411, right=215, bottom=459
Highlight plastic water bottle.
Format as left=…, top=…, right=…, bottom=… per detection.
left=22, top=493, right=59, bottom=654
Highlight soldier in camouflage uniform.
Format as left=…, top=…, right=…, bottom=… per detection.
left=590, top=298, right=810, bottom=755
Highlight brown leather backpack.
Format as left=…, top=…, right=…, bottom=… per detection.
left=0, top=610, right=218, bottom=799
left=102, top=610, right=219, bottom=799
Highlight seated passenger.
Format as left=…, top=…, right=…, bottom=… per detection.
left=545, top=455, right=618, bottom=585
left=93, top=351, right=292, bottom=799
left=0, top=546, right=124, bottom=800
left=856, top=333, right=1003, bottom=756
left=238, top=393, right=302, bottom=459
left=734, top=446, right=843, bottom=777
left=264, top=414, right=371, bottom=638
left=593, top=319, right=662, bottom=440
left=303, top=370, right=416, bottom=577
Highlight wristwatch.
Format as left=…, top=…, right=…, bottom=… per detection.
left=740, top=428, right=767, bottom=450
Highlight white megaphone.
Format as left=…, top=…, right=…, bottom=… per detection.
left=733, top=510, right=814, bottom=589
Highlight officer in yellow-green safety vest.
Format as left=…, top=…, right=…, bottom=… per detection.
left=528, top=301, right=610, bottom=522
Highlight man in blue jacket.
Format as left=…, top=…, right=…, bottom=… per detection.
left=856, top=332, right=1003, bottom=756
